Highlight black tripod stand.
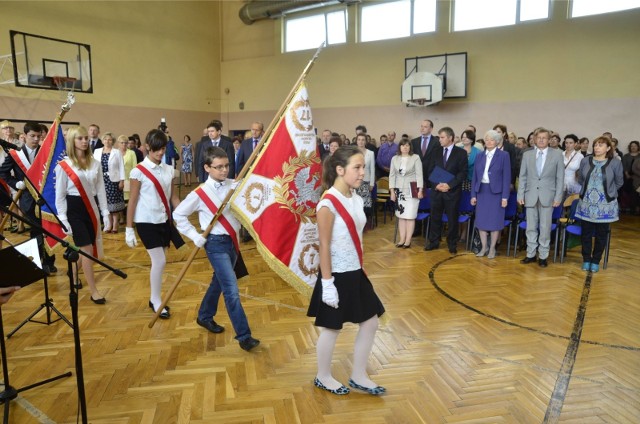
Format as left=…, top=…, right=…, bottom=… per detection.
left=0, top=159, right=72, bottom=338
left=0, top=246, right=72, bottom=424
left=4, top=238, right=72, bottom=338
left=1, top=205, right=127, bottom=423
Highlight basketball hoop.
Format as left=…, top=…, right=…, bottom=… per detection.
left=52, top=76, right=77, bottom=92
left=406, top=98, right=428, bottom=107
left=51, top=76, right=77, bottom=112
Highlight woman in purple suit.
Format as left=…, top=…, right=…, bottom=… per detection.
left=470, top=130, right=512, bottom=259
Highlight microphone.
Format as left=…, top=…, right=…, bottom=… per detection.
left=0, top=139, right=19, bottom=150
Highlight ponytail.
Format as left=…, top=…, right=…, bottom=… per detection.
left=322, top=145, right=361, bottom=191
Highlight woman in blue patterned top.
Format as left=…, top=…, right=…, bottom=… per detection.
left=575, top=136, right=623, bottom=273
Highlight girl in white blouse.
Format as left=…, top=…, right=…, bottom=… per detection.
left=307, top=145, right=385, bottom=396
left=55, top=126, right=110, bottom=304
left=125, top=129, right=182, bottom=319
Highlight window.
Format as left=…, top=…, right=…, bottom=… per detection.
left=284, top=10, right=347, bottom=53
left=571, top=0, right=640, bottom=18
left=519, top=0, right=550, bottom=21
left=361, top=0, right=436, bottom=43
left=453, top=0, right=549, bottom=32
left=413, top=0, right=438, bottom=34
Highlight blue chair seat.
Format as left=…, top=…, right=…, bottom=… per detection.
left=559, top=199, right=611, bottom=269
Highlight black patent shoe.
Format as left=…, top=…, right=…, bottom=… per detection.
left=149, top=301, right=170, bottom=319
left=314, top=378, right=349, bottom=395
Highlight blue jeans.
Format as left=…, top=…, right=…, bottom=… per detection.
left=199, top=234, right=251, bottom=341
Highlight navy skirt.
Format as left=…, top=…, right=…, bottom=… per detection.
left=475, top=183, right=506, bottom=231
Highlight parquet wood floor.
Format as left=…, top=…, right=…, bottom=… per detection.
left=1, top=192, right=638, bottom=423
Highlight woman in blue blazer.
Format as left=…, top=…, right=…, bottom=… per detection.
left=470, top=130, right=512, bottom=258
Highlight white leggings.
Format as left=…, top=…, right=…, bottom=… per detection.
left=147, top=247, right=166, bottom=307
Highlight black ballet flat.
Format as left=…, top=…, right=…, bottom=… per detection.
left=403, top=244, right=411, bottom=249
left=149, top=301, right=170, bottom=319
left=395, top=243, right=404, bottom=248
left=90, top=296, right=106, bottom=305
left=348, top=379, right=386, bottom=395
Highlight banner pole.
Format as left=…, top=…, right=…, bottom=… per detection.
left=0, top=191, right=22, bottom=232
left=1, top=93, right=74, bottom=233
left=148, top=43, right=325, bottom=328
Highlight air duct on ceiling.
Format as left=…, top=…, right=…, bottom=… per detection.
left=239, top=0, right=360, bottom=25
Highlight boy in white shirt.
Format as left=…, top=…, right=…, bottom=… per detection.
left=173, top=147, right=259, bottom=351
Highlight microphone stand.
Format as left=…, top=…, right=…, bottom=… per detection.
left=3, top=145, right=73, bottom=337
left=0, top=205, right=127, bottom=424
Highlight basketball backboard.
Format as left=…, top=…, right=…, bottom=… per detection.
left=403, top=52, right=467, bottom=101
left=9, top=30, right=93, bottom=93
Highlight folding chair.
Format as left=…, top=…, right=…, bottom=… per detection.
left=559, top=198, right=612, bottom=269
left=375, top=177, right=393, bottom=224
left=442, top=190, right=474, bottom=250
left=513, top=203, right=563, bottom=261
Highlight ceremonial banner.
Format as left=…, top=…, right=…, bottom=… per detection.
left=26, top=118, right=70, bottom=252
left=230, top=82, right=321, bottom=296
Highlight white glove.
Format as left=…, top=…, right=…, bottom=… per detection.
left=125, top=227, right=137, bottom=248
left=102, top=214, right=111, bottom=232
left=194, top=235, right=207, bottom=248
left=61, top=219, right=72, bottom=235
left=16, top=181, right=26, bottom=190
left=321, top=277, right=339, bottom=309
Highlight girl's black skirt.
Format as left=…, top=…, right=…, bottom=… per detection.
left=135, top=221, right=185, bottom=250
left=67, top=195, right=96, bottom=247
left=307, top=269, right=385, bottom=330
left=136, top=222, right=171, bottom=249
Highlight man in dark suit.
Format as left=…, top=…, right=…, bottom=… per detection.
left=411, top=119, right=439, bottom=188
left=319, top=129, right=332, bottom=161
left=517, top=127, right=564, bottom=267
left=424, top=127, right=468, bottom=254
left=236, top=121, right=263, bottom=177
left=0, top=121, right=56, bottom=273
left=88, top=124, right=103, bottom=152
left=197, top=120, right=235, bottom=183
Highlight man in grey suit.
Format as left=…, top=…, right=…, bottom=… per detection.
left=517, top=128, right=564, bottom=267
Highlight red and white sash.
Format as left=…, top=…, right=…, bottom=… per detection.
left=322, top=192, right=365, bottom=272
left=195, top=185, right=240, bottom=252
left=135, top=163, right=171, bottom=220
left=9, top=149, right=31, bottom=175
left=136, top=163, right=185, bottom=249
left=59, top=160, right=103, bottom=258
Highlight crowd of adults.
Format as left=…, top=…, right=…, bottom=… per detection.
left=0, top=117, right=637, bottom=296
left=317, top=120, right=636, bottom=272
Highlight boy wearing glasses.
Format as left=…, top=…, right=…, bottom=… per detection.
left=0, top=122, right=57, bottom=273
left=173, top=146, right=259, bottom=351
